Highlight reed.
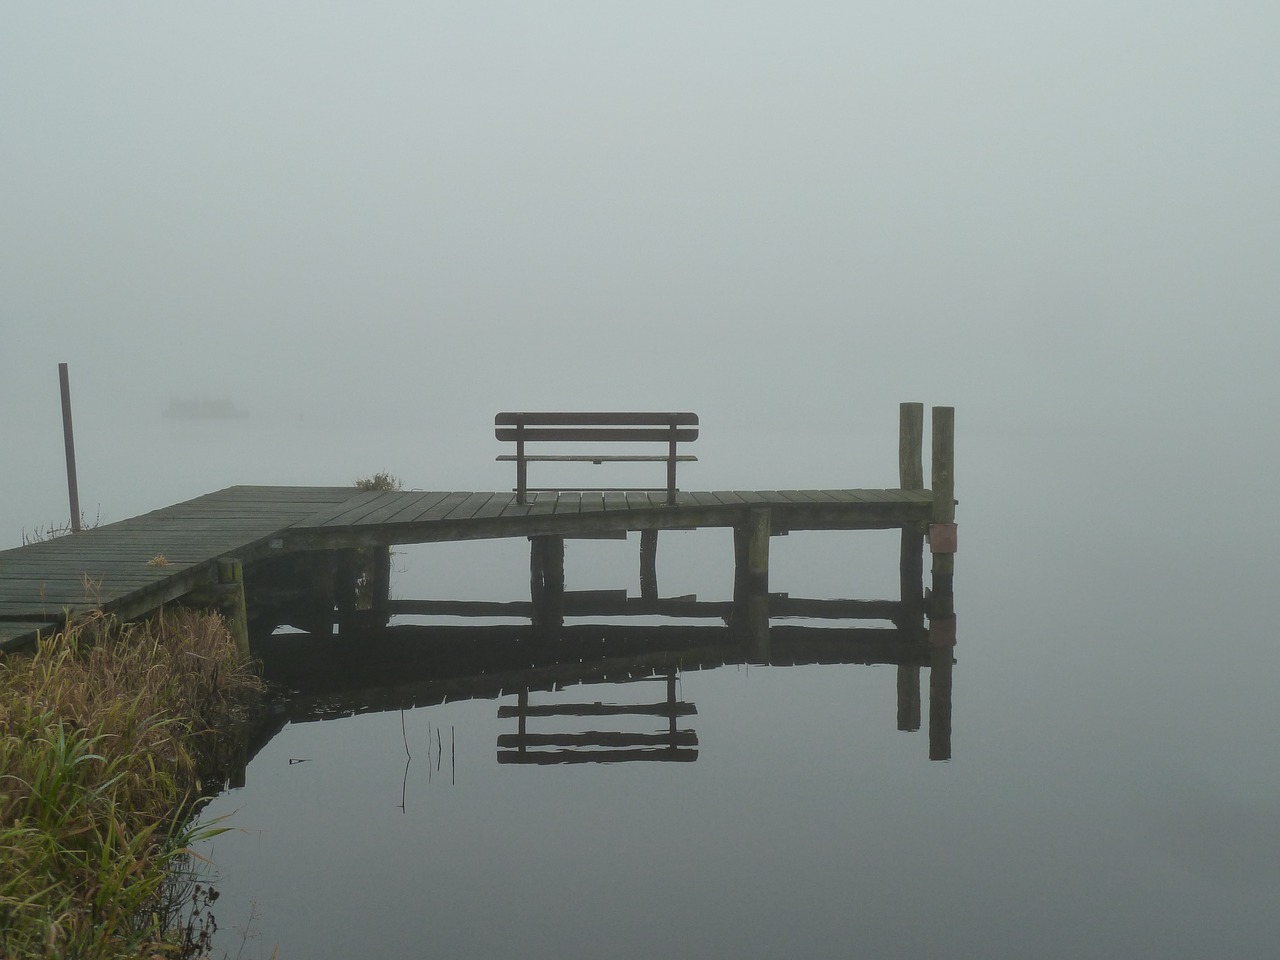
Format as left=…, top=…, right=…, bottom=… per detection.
left=0, top=608, right=262, bottom=959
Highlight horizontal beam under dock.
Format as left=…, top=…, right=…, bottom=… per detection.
left=497, top=702, right=696, bottom=718
left=387, top=596, right=909, bottom=621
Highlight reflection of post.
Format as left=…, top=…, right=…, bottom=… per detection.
left=530, top=536, right=565, bottom=627
left=732, top=508, right=771, bottom=660
left=897, top=664, right=921, bottom=732
left=640, top=529, right=658, bottom=601
left=898, top=402, right=925, bottom=624
left=928, top=645, right=953, bottom=761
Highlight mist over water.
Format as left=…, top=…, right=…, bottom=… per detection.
left=3, top=3, right=1279, bottom=956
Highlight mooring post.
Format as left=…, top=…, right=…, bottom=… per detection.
left=731, top=507, right=771, bottom=660
left=898, top=402, right=925, bottom=623
left=58, top=363, right=82, bottom=532
left=530, top=535, right=564, bottom=627
left=216, top=557, right=251, bottom=659
left=640, top=529, right=658, bottom=600
left=929, top=405, right=956, bottom=630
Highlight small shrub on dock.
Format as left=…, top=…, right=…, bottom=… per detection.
left=0, top=609, right=263, bottom=959
left=353, top=471, right=402, bottom=491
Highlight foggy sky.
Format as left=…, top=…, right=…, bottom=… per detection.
left=3, top=3, right=1278, bottom=528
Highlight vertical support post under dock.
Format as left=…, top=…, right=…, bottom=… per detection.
left=371, top=545, right=392, bottom=626
left=732, top=508, right=771, bottom=660
left=217, top=557, right=250, bottom=660
left=334, top=550, right=358, bottom=635
left=530, top=535, right=565, bottom=627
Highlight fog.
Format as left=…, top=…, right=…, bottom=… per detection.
left=4, top=7, right=1280, bottom=955
left=5, top=4, right=1276, bottom=496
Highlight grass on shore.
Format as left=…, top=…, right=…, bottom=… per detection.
left=0, top=609, right=263, bottom=959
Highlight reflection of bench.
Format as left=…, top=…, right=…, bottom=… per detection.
left=495, top=412, right=698, bottom=505
left=497, top=672, right=698, bottom=764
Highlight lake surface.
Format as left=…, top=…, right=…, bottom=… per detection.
left=4, top=415, right=1276, bottom=958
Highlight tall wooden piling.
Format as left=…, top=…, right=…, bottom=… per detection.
left=898, top=402, right=925, bottom=620
left=930, top=406, right=956, bottom=624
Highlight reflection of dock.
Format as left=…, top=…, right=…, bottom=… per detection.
left=244, top=607, right=955, bottom=768
left=1, top=405, right=955, bottom=654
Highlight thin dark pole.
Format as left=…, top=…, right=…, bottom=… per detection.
left=58, top=363, right=81, bottom=532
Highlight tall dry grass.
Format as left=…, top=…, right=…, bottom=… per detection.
left=0, top=608, right=263, bottom=959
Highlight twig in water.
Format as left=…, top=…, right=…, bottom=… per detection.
left=398, top=708, right=411, bottom=812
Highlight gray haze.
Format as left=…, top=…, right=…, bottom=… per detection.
left=4, top=7, right=1280, bottom=956
left=4, top=3, right=1278, bottom=535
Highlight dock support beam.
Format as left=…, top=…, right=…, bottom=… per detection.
left=216, top=558, right=251, bottom=660
left=731, top=508, right=771, bottom=660
left=530, top=535, right=565, bottom=627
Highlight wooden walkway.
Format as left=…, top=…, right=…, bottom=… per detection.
left=0, top=483, right=935, bottom=649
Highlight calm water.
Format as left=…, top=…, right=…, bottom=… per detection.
left=4, top=416, right=1276, bottom=957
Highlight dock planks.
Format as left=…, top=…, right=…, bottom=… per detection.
left=0, top=483, right=935, bottom=649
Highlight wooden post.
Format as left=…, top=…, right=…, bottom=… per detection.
left=930, top=405, right=956, bottom=620
left=639, top=529, right=658, bottom=600
left=371, top=545, right=392, bottom=626
left=899, top=402, right=924, bottom=490
left=928, top=646, right=953, bottom=761
left=217, top=557, right=251, bottom=659
left=731, top=508, right=771, bottom=660
left=666, top=421, right=679, bottom=505
left=898, top=402, right=925, bottom=622
left=334, top=550, right=358, bottom=634
left=58, top=363, right=82, bottom=532
left=530, top=535, right=564, bottom=627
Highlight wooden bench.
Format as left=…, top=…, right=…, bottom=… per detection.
left=495, top=412, right=698, bottom=505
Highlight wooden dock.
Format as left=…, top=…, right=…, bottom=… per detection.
left=0, top=404, right=956, bottom=652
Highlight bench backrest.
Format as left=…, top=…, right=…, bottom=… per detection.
left=495, top=412, right=698, bottom=504
left=494, top=412, right=699, bottom=443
